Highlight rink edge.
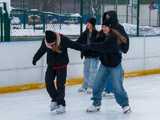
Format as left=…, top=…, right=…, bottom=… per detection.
left=0, top=68, right=160, bottom=94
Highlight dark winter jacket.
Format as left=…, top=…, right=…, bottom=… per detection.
left=76, top=29, right=100, bottom=58
left=33, top=34, right=85, bottom=66
left=87, top=24, right=129, bottom=67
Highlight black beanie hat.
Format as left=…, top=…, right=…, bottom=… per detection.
left=87, top=17, right=96, bottom=27
left=102, top=10, right=118, bottom=27
left=45, top=30, right=57, bottom=43
left=102, top=21, right=111, bottom=27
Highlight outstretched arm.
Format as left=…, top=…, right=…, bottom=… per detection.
left=33, top=38, right=47, bottom=64
left=62, top=36, right=87, bottom=51
left=86, top=40, right=119, bottom=54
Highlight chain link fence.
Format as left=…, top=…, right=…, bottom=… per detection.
left=8, top=0, right=160, bottom=41
left=10, top=9, right=81, bottom=41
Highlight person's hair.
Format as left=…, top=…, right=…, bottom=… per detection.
left=45, top=30, right=57, bottom=43
left=87, top=17, right=96, bottom=27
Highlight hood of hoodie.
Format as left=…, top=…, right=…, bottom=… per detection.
left=102, top=10, right=118, bottom=27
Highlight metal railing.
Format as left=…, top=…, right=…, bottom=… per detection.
left=0, top=2, right=10, bottom=42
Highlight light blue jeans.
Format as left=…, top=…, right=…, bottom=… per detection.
left=104, top=74, right=113, bottom=93
left=92, top=63, right=129, bottom=108
left=82, top=58, right=99, bottom=89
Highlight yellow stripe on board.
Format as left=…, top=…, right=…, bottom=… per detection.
left=124, top=68, right=160, bottom=78
left=0, top=68, right=160, bottom=94
left=0, top=83, right=45, bottom=94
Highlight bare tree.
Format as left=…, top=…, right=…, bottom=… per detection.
left=38, top=0, right=57, bottom=11
left=22, top=0, right=58, bottom=12
left=90, top=0, right=101, bottom=17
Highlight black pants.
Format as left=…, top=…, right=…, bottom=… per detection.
left=45, top=66, right=67, bottom=106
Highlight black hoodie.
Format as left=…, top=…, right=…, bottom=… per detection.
left=33, top=34, right=85, bottom=66
left=76, top=29, right=100, bottom=58
left=87, top=24, right=129, bottom=67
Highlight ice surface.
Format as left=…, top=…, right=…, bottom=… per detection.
left=0, top=75, right=160, bottom=120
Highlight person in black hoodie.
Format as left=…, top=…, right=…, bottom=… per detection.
left=86, top=11, right=131, bottom=114
left=32, top=30, right=86, bottom=114
left=77, top=17, right=100, bottom=94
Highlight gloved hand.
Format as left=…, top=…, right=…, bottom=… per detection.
left=32, top=58, right=37, bottom=66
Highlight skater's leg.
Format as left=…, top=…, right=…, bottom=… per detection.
left=45, top=66, right=57, bottom=102
left=86, top=64, right=109, bottom=112
left=110, top=64, right=129, bottom=108
left=88, top=58, right=99, bottom=89
left=104, top=73, right=113, bottom=93
left=56, top=67, right=67, bottom=107
left=91, top=64, right=109, bottom=106
left=81, top=58, right=90, bottom=89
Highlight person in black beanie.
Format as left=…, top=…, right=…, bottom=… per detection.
left=32, top=30, right=86, bottom=114
left=76, top=17, right=100, bottom=94
left=86, top=11, right=131, bottom=114
left=102, top=10, right=129, bottom=96
left=102, top=10, right=129, bottom=97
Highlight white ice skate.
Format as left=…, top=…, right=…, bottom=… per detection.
left=86, top=88, right=92, bottom=94
left=55, top=105, right=66, bottom=114
left=122, top=106, right=131, bottom=114
left=50, top=102, right=58, bottom=111
left=78, top=87, right=87, bottom=93
left=86, top=105, right=101, bottom=112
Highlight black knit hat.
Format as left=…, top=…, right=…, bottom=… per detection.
left=102, top=10, right=118, bottom=27
left=87, top=17, right=96, bottom=27
left=102, top=21, right=111, bottom=27
left=45, top=30, right=57, bottom=43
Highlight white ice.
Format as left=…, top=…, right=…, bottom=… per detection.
left=0, top=74, right=160, bottom=120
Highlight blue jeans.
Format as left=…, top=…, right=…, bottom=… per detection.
left=92, top=63, right=129, bottom=108
left=104, top=74, right=113, bottom=93
left=82, top=58, right=99, bottom=89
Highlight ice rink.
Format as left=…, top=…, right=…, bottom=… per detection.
left=0, top=74, right=160, bottom=120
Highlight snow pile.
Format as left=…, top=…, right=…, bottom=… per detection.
left=122, top=23, right=160, bottom=36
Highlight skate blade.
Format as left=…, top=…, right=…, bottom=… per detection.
left=86, top=108, right=100, bottom=113
left=123, top=108, right=132, bottom=114
left=56, top=111, right=66, bottom=114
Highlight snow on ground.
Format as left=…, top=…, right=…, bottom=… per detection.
left=0, top=74, right=160, bottom=120
left=122, top=23, right=160, bottom=36
left=11, top=23, right=160, bottom=37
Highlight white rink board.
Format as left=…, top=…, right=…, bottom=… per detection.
left=0, top=36, right=160, bottom=87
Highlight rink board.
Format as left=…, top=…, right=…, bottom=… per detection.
left=0, top=36, right=160, bottom=93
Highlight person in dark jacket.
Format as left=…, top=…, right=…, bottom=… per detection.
left=86, top=11, right=131, bottom=114
left=32, top=30, right=85, bottom=114
left=76, top=17, right=100, bottom=94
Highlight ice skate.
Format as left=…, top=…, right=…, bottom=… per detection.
left=122, top=106, right=131, bottom=114
left=50, top=101, right=58, bottom=111
left=78, top=87, right=87, bottom=93
left=86, top=105, right=101, bottom=112
left=55, top=105, right=66, bottom=114
left=86, top=88, right=92, bottom=94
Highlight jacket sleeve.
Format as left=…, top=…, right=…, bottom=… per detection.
left=63, top=36, right=86, bottom=51
left=118, top=26, right=129, bottom=54
left=86, top=39, right=119, bottom=54
left=33, top=38, right=47, bottom=62
left=75, top=33, right=84, bottom=58
left=76, top=33, right=84, bottom=43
